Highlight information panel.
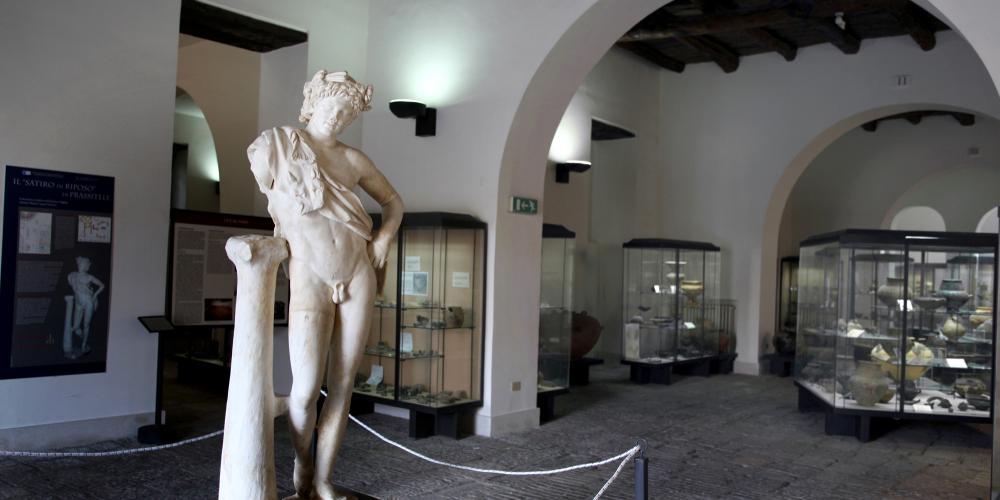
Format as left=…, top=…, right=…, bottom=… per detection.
left=170, top=210, right=290, bottom=327
left=0, top=165, right=115, bottom=379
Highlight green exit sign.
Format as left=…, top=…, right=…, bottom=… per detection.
left=509, top=196, right=538, bottom=215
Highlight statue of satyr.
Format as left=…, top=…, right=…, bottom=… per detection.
left=248, top=70, right=403, bottom=499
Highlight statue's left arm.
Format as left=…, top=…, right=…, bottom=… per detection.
left=354, top=151, right=403, bottom=269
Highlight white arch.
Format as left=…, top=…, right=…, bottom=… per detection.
left=890, top=206, right=947, bottom=231
left=977, top=207, right=999, bottom=233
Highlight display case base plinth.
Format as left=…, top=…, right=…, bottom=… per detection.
left=570, top=357, right=604, bottom=386
left=625, top=362, right=673, bottom=385
left=537, top=388, right=568, bottom=423
left=349, top=397, right=375, bottom=416
left=710, top=353, right=737, bottom=374
left=137, top=424, right=178, bottom=445
left=766, top=353, right=794, bottom=377
left=409, top=409, right=473, bottom=439
left=797, top=383, right=896, bottom=442
left=673, top=358, right=711, bottom=377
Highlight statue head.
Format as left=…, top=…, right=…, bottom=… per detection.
left=299, top=70, right=373, bottom=128
left=75, top=256, right=91, bottom=272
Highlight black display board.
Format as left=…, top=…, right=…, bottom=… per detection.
left=0, top=165, right=115, bottom=379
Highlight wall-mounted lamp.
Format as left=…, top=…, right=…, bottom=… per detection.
left=389, top=99, right=436, bottom=137
left=555, top=160, right=592, bottom=183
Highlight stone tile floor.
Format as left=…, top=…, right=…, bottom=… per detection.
left=0, top=364, right=992, bottom=499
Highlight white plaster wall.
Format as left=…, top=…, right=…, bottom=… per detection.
left=0, top=0, right=179, bottom=439
left=543, top=47, right=662, bottom=362
left=206, top=0, right=369, bottom=149
left=780, top=116, right=1000, bottom=256
left=176, top=37, right=261, bottom=215
left=653, top=32, right=1000, bottom=372
left=173, top=111, right=221, bottom=212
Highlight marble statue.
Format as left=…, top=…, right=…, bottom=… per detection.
left=235, top=70, right=403, bottom=500
left=63, top=256, right=104, bottom=359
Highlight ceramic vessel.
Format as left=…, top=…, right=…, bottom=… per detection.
left=680, top=280, right=704, bottom=305
left=850, top=361, right=892, bottom=407
left=446, top=306, right=465, bottom=328
left=954, top=377, right=988, bottom=398
left=876, top=277, right=906, bottom=309
left=936, top=279, right=970, bottom=312
left=570, top=310, right=602, bottom=360
left=912, top=296, right=945, bottom=312
left=941, top=314, right=966, bottom=341
left=970, top=306, right=992, bottom=329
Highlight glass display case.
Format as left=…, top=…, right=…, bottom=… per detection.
left=352, top=213, right=486, bottom=438
left=621, top=238, right=723, bottom=383
left=537, top=224, right=574, bottom=421
left=795, top=229, right=996, bottom=441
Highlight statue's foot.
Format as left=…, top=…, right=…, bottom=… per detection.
left=311, top=482, right=349, bottom=500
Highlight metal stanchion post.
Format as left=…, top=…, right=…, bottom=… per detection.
left=634, top=440, right=648, bottom=500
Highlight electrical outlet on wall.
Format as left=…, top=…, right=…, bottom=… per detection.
left=893, top=74, right=911, bottom=89
left=511, top=381, right=521, bottom=391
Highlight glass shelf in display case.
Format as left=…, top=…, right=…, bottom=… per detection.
left=794, top=229, right=996, bottom=441
left=537, top=224, right=574, bottom=422
left=621, top=238, right=732, bottom=384
left=352, top=213, right=485, bottom=439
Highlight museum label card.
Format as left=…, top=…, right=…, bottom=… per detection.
left=452, top=271, right=470, bottom=288
left=912, top=403, right=933, bottom=412
left=366, top=365, right=384, bottom=386
left=401, top=332, right=413, bottom=353
left=846, top=328, right=865, bottom=338
left=945, top=358, right=968, bottom=369
left=684, top=322, right=696, bottom=330
left=404, top=256, right=421, bottom=272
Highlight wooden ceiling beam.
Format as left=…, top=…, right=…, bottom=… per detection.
left=618, top=42, right=686, bottom=73
left=677, top=35, right=740, bottom=73
left=745, top=28, right=798, bottom=61
left=861, top=110, right=977, bottom=131
left=888, top=3, right=937, bottom=51
left=619, top=0, right=902, bottom=43
left=809, top=18, right=861, bottom=54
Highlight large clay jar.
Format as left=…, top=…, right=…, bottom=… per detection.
left=850, top=361, right=892, bottom=407
left=876, top=277, right=906, bottom=309
left=936, top=279, right=970, bottom=312
left=570, top=311, right=602, bottom=360
left=941, top=315, right=967, bottom=341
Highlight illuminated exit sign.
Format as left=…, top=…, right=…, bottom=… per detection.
left=509, top=196, right=538, bottom=215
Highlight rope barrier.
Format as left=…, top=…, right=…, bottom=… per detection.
left=0, top=430, right=223, bottom=458
left=0, top=391, right=643, bottom=499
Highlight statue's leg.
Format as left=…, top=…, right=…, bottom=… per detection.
left=80, top=303, right=93, bottom=353
left=313, top=266, right=375, bottom=499
left=286, top=271, right=336, bottom=499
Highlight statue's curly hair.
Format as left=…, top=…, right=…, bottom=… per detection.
left=298, top=70, right=373, bottom=124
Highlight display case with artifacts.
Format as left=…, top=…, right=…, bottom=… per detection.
left=537, top=224, right=574, bottom=422
left=352, top=212, right=486, bottom=439
left=621, top=238, right=728, bottom=384
left=794, top=229, right=996, bottom=441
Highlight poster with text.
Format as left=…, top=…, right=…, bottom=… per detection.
left=170, top=210, right=290, bottom=327
left=0, top=165, right=114, bottom=379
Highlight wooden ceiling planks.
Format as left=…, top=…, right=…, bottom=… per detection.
left=618, top=0, right=949, bottom=73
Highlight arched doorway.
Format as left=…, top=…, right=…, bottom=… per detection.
left=173, top=87, right=221, bottom=212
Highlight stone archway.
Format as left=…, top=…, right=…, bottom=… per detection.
left=490, top=0, right=1000, bottom=402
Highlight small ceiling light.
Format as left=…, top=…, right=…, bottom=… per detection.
left=389, top=99, right=436, bottom=137
left=555, top=160, right=592, bottom=183
left=834, top=12, right=846, bottom=30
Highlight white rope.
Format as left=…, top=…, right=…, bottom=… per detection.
left=592, top=446, right=640, bottom=499
left=0, top=430, right=223, bottom=458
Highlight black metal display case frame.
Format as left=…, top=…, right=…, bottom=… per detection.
left=350, top=212, right=487, bottom=439
left=795, top=229, right=997, bottom=441
left=621, top=238, right=735, bottom=384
